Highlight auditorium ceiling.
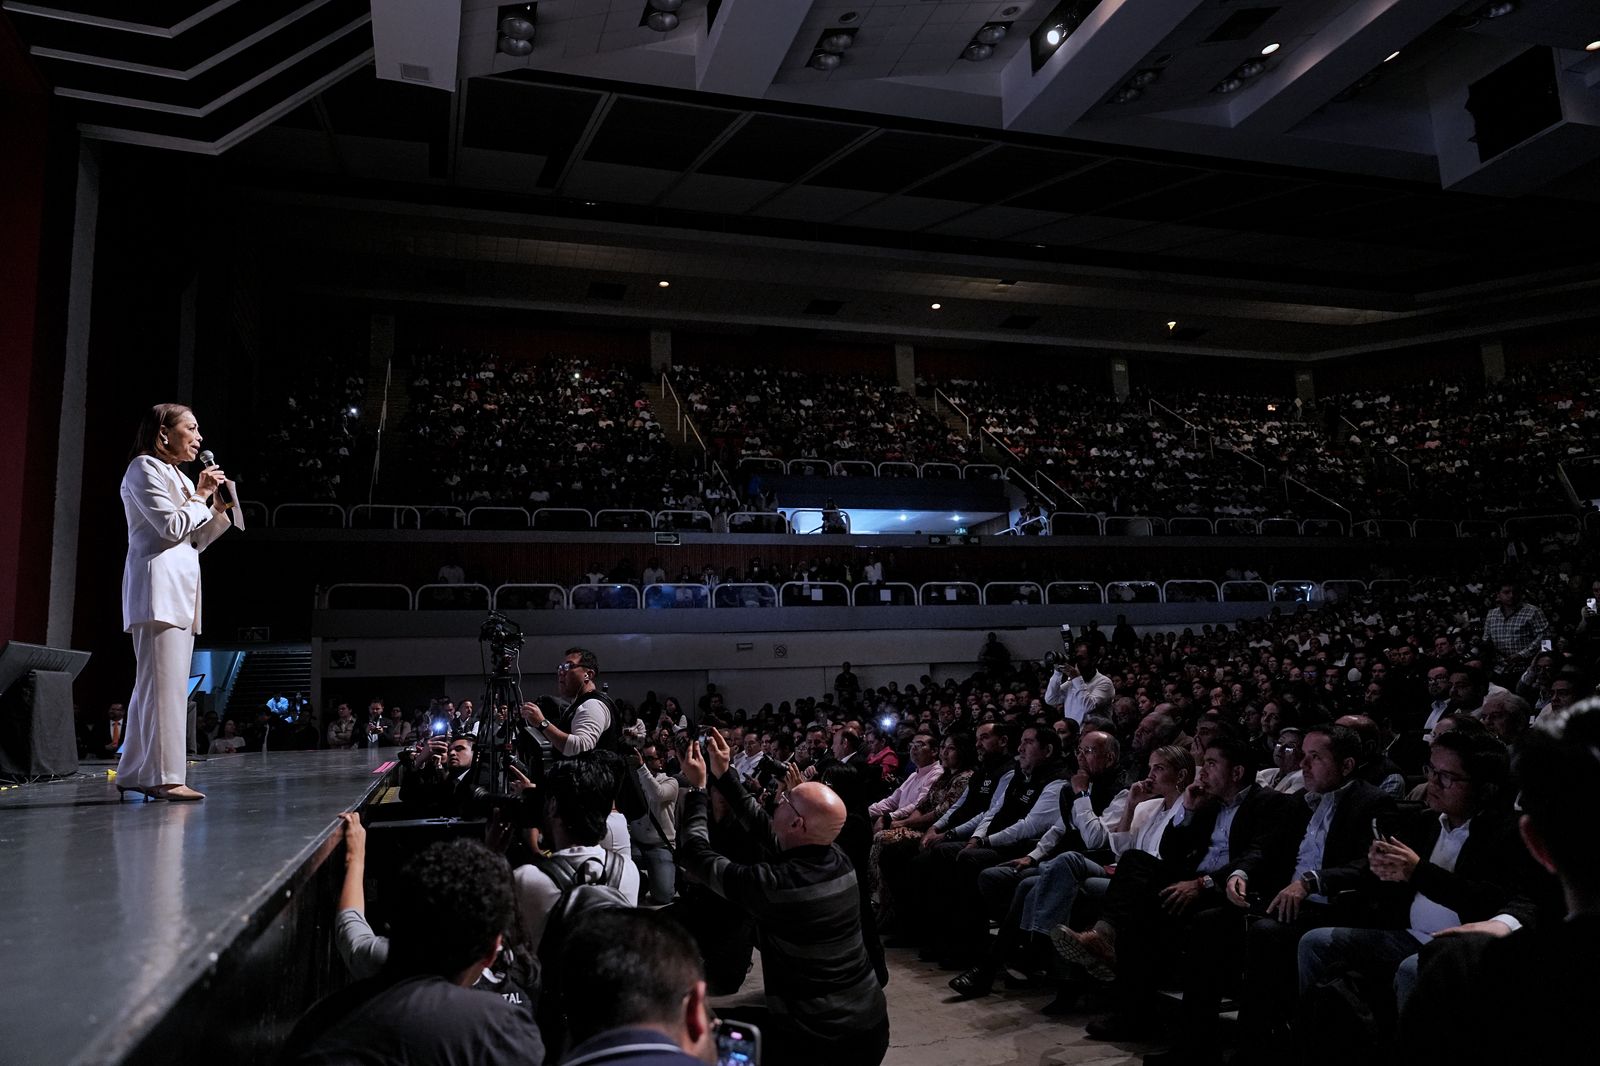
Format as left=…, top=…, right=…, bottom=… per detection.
left=6, top=0, right=1600, bottom=359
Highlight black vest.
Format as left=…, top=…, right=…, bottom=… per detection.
left=1050, top=770, right=1127, bottom=861
left=946, top=756, right=1012, bottom=829
left=555, top=690, right=620, bottom=757
left=988, top=756, right=1067, bottom=837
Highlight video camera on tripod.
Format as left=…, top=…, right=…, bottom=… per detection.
left=480, top=611, right=525, bottom=677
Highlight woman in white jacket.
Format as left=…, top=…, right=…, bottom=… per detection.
left=119, top=404, right=233, bottom=801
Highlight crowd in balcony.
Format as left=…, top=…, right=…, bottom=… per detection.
left=392, top=350, right=731, bottom=516
left=671, top=365, right=962, bottom=470
left=247, top=361, right=368, bottom=503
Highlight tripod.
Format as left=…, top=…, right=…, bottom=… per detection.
left=469, top=665, right=528, bottom=806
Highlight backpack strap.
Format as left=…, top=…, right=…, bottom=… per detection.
left=600, top=849, right=625, bottom=889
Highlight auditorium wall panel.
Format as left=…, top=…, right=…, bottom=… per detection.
left=399, top=311, right=650, bottom=365
left=674, top=330, right=893, bottom=376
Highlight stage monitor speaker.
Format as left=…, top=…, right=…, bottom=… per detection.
left=0, top=642, right=91, bottom=780
left=0, top=669, right=79, bottom=780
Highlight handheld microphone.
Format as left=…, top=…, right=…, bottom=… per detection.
left=196, top=450, right=235, bottom=507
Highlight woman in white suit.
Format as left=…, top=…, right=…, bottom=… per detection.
left=119, top=403, right=233, bottom=801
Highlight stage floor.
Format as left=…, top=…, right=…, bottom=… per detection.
left=0, top=750, right=392, bottom=1066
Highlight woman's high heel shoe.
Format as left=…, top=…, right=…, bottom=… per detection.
left=116, top=784, right=154, bottom=801
left=150, top=784, right=205, bottom=802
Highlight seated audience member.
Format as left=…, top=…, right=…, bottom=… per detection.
left=1400, top=700, right=1600, bottom=1064
left=870, top=730, right=975, bottom=931
left=868, top=730, right=942, bottom=823
left=326, top=702, right=358, bottom=749
left=1212, top=725, right=1394, bottom=1062
left=1479, top=689, right=1533, bottom=747
left=1058, top=735, right=1300, bottom=1042
left=951, top=729, right=1127, bottom=996
left=676, top=730, right=889, bottom=1066
left=558, top=909, right=717, bottom=1066
left=916, top=725, right=1069, bottom=968
left=1255, top=726, right=1305, bottom=793
left=627, top=740, right=679, bottom=905
left=281, top=837, right=543, bottom=1066
left=208, top=719, right=245, bottom=754
left=1296, top=731, right=1544, bottom=1051
left=1334, top=714, right=1407, bottom=798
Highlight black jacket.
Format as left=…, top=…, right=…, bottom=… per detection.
left=1161, top=783, right=1302, bottom=883
left=1238, top=779, right=1394, bottom=896
left=1363, top=806, right=1550, bottom=930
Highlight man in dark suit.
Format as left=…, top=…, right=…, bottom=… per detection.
left=1400, top=700, right=1600, bottom=1064
left=1296, top=730, right=1548, bottom=1056
left=1207, top=725, right=1395, bottom=1063
left=1060, top=734, right=1301, bottom=1044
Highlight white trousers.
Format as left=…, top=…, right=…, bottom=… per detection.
left=121, top=621, right=194, bottom=788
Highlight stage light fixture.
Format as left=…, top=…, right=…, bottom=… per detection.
left=930, top=302, right=942, bottom=310
left=976, top=23, right=1007, bottom=45
left=1166, top=320, right=1178, bottom=330
left=658, top=280, right=670, bottom=288
left=1261, top=42, right=1280, bottom=55
left=1129, top=69, right=1160, bottom=88
left=810, top=50, right=841, bottom=70
left=963, top=43, right=994, bottom=61
left=1236, top=59, right=1266, bottom=78
left=498, top=36, right=533, bottom=56
left=1045, top=25, right=1064, bottom=46
left=1385, top=50, right=1400, bottom=62
left=1588, top=40, right=1600, bottom=52
left=821, top=32, right=855, bottom=53
left=647, top=10, right=678, bottom=31
left=650, top=0, right=683, bottom=10
left=1213, top=76, right=1244, bottom=93
left=497, top=3, right=537, bottom=54
left=1113, top=87, right=1141, bottom=103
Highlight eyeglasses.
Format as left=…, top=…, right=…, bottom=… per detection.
left=557, top=662, right=585, bottom=674
left=1076, top=747, right=1106, bottom=757
left=1273, top=743, right=1300, bottom=752
left=1422, top=763, right=1471, bottom=788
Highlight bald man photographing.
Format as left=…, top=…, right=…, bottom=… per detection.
left=679, top=729, right=890, bottom=1066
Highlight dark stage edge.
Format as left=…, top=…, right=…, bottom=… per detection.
left=0, top=750, right=393, bottom=1066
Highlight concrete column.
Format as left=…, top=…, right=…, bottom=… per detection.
left=650, top=329, right=672, bottom=373
left=1294, top=368, right=1315, bottom=403
left=1110, top=356, right=1130, bottom=400
left=47, top=141, right=100, bottom=647
left=1481, top=338, right=1505, bottom=383
left=894, top=343, right=915, bottom=392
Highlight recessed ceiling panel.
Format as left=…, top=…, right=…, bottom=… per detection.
left=583, top=97, right=740, bottom=170
left=697, top=114, right=869, bottom=182
left=806, top=131, right=987, bottom=193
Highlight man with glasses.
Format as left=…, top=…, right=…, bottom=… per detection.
left=400, top=733, right=479, bottom=814
left=1256, top=727, right=1305, bottom=793
left=677, top=729, right=889, bottom=1066
left=521, top=648, right=617, bottom=760
left=868, top=732, right=942, bottom=824
left=1296, top=731, right=1542, bottom=1038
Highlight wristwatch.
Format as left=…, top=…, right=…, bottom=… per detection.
left=1199, top=874, right=1216, bottom=890
left=1299, top=871, right=1319, bottom=893
left=532, top=718, right=550, bottom=732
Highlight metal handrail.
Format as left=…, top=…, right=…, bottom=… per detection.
left=348, top=504, right=421, bottom=529
left=851, top=582, right=918, bottom=606
left=531, top=507, right=594, bottom=530
left=415, top=582, right=492, bottom=609
left=779, top=580, right=851, bottom=606
left=919, top=581, right=983, bottom=605
left=643, top=583, right=712, bottom=609
left=325, top=582, right=413, bottom=609
left=1284, top=476, right=1352, bottom=525
left=1000, top=461, right=1057, bottom=510
left=981, top=581, right=1044, bottom=605
left=1162, top=580, right=1220, bottom=603
left=654, top=510, right=715, bottom=531
left=467, top=506, right=531, bottom=528
left=790, top=508, right=851, bottom=535
left=1104, top=580, right=1163, bottom=603
left=711, top=459, right=743, bottom=509
left=659, top=371, right=686, bottom=438
left=711, top=582, right=780, bottom=608
left=271, top=502, right=347, bottom=527
left=569, top=583, right=643, bottom=609
left=1045, top=580, right=1105, bottom=604
left=492, top=583, right=569, bottom=610
left=1034, top=469, right=1085, bottom=512
left=934, top=387, right=971, bottom=437
left=1149, top=397, right=1210, bottom=454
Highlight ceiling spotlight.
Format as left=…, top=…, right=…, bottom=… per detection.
left=1113, top=86, right=1142, bottom=103
left=810, top=50, right=841, bottom=71
left=820, top=32, right=855, bottom=53
left=1236, top=59, right=1266, bottom=78
left=1260, top=41, right=1280, bottom=56
left=1589, top=40, right=1600, bottom=52
left=498, top=35, right=534, bottom=56
left=975, top=23, right=1008, bottom=46
left=1384, top=50, right=1401, bottom=62
left=499, top=15, right=535, bottom=39
left=1129, top=68, right=1160, bottom=88
left=647, top=10, right=678, bottom=31
left=1478, top=0, right=1516, bottom=16
left=658, top=280, right=670, bottom=288
left=1213, top=77, right=1244, bottom=93
left=1045, top=25, right=1064, bottom=47
left=963, top=43, right=994, bottom=61
left=1166, top=320, right=1178, bottom=330
left=930, top=302, right=942, bottom=310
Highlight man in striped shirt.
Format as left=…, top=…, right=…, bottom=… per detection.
left=679, top=729, right=890, bottom=1066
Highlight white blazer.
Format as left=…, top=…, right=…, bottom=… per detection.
left=121, top=454, right=231, bottom=633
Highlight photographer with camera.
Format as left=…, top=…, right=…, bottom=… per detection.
left=627, top=738, right=680, bottom=905
left=400, top=732, right=480, bottom=815
left=522, top=648, right=617, bottom=760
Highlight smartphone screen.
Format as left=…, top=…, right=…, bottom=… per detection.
left=715, top=1020, right=761, bottom=1066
